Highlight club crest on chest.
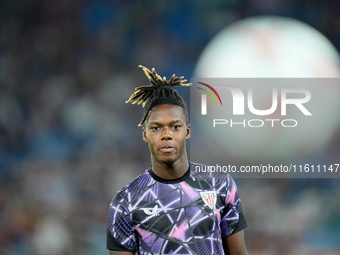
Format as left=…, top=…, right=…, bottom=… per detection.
left=200, top=191, right=217, bottom=209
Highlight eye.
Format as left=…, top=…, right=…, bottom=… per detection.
left=172, top=125, right=182, bottom=130
left=150, top=126, right=160, bottom=131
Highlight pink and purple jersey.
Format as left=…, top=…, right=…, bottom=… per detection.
left=107, top=162, right=247, bottom=254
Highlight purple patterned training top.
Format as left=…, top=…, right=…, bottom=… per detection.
left=107, top=162, right=247, bottom=254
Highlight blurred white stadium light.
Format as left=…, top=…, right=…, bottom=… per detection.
left=193, top=16, right=340, bottom=164
left=195, top=16, right=340, bottom=78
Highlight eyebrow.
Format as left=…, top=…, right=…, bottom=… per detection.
left=148, top=119, right=184, bottom=126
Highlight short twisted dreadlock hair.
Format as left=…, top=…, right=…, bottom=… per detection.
left=126, top=65, right=191, bottom=126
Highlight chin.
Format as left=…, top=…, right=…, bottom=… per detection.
left=158, top=157, right=177, bottom=166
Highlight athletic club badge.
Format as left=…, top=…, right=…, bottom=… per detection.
left=200, top=191, right=217, bottom=209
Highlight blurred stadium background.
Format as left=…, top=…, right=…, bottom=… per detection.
left=0, top=1, right=339, bottom=254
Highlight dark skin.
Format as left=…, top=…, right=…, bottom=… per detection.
left=109, top=251, right=133, bottom=255
left=142, top=104, right=190, bottom=180
left=109, top=104, right=248, bottom=255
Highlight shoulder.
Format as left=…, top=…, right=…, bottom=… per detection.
left=189, top=162, right=234, bottom=183
left=188, top=162, right=241, bottom=198
left=114, top=169, right=155, bottom=200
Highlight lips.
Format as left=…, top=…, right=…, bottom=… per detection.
left=159, top=146, right=175, bottom=153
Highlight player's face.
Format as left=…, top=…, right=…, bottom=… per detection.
left=143, top=104, right=190, bottom=166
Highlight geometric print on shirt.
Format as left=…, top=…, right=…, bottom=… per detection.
left=107, top=162, right=247, bottom=255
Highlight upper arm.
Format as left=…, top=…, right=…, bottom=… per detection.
left=107, top=194, right=137, bottom=252
left=222, top=230, right=248, bottom=255
left=109, top=251, right=134, bottom=255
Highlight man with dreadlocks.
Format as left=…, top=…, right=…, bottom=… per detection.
left=107, top=66, right=248, bottom=255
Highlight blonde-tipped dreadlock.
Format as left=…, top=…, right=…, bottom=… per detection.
left=126, top=65, right=191, bottom=126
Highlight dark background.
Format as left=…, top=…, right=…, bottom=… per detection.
left=0, top=1, right=339, bottom=254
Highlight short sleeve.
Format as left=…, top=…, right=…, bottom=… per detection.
left=220, top=175, right=247, bottom=237
left=107, top=193, right=137, bottom=252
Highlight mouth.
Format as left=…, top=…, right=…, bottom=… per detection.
left=159, top=146, right=175, bottom=153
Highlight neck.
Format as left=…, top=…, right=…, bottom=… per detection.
left=151, top=154, right=189, bottom=180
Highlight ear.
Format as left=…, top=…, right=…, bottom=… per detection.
left=186, top=124, right=191, bottom=140
left=142, top=127, right=148, bottom=142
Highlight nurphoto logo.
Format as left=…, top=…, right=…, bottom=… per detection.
left=196, top=82, right=223, bottom=115
left=194, top=81, right=312, bottom=128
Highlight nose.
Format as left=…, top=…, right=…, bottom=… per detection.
left=161, top=127, right=172, bottom=140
